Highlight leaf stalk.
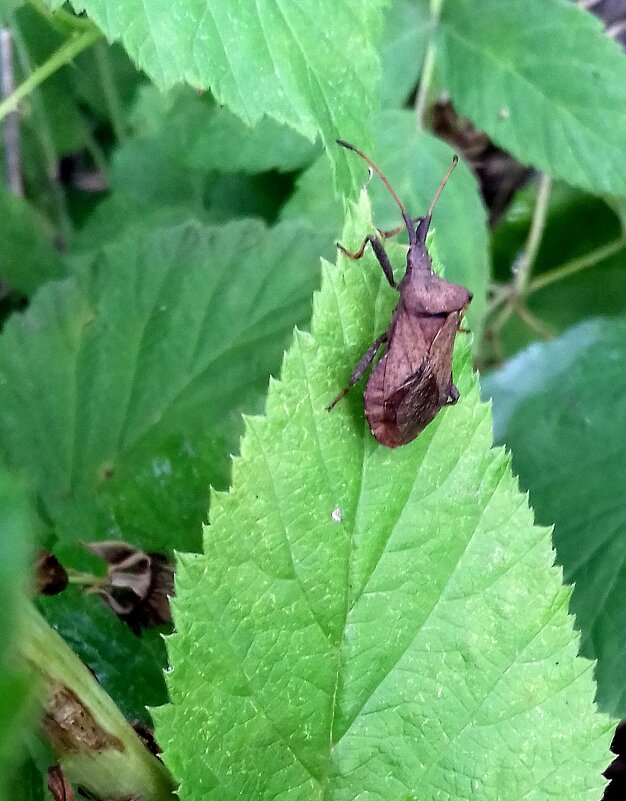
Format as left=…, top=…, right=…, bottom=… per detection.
left=0, top=26, right=102, bottom=123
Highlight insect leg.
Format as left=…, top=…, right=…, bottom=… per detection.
left=326, top=333, right=388, bottom=411
left=337, top=235, right=397, bottom=288
left=446, top=385, right=460, bottom=405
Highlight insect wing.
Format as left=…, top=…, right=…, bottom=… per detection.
left=364, top=356, right=438, bottom=447
left=428, top=310, right=463, bottom=400
left=390, top=361, right=441, bottom=444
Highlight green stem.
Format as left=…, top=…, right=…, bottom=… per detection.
left=13, top=15, right=72, bottom=244
left=10, top=16, right=73, bottom=242
left=66, top=570, right=100, bottom=587
left=0, top=27, right=102, bottom=122
left=491, top=299, right=514, bottom=334
left=414, top=0, right=444, bottom=127
left=83, top=125, right=111, bottom=182
left=527, top=237, right=626, bottom=295
left=94, top=41, right=127, bottom=143
left=513, top=173, right=552, bottom=295
left=515, top=304, right=555, bottom=339
left=20, top=603, right=176, bottom=801
left=485, top=282, right=512, bottom=315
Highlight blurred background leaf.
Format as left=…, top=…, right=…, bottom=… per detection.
left=0, top=217, right=330, bottom=721
left=0, top=188, right=66, bottom=295
left=379, top=0, right=429, bottom=108
left=437, top=0, right=626, bottom=194
left=0, top=219, right=329, bottom=553
left=483, top=318, right=626, bottom=718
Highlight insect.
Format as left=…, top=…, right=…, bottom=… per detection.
left=327, top=140, right=472, bottom=448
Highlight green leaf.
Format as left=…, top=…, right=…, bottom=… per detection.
left=0, top=674, right=36, bottom=801
left=0, top=1, right=23, bottom=24
left=4, top=753, right=51, bottom=801
left=380, top=0, right=430, bottom=108
left=38, top=588, right=168, bottom=724
left=283, top=111, right=490, bottom=335
left=71, top=86, right=320, bottom=252
left=279, top=153, right=341, bottom=232
left=72, top=200, right=206, bottom=255
left=56, top=0, right=387, bottom=191
left=482, top=318, right=626, bottom=718
left=155, top=197, right=611, bottom=801
left=71, top=41, right=144, bottom=126
left=0, top=218, right=327, bottom=551
left=436, top=0, right=626, bottom=195
left=129, top=86, right=319, bottom=174
left=0, top=189, right=66, bottom=295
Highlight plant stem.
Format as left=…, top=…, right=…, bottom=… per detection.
left=66, top=570, right=100, bottom=587
left=527, top=237, right=626, bottom=295
left=485, top=282, right=512, bottom=315
left=19, top=603, right=176, bottom=801
left=9, top=18, right=73, bottom=243
left=94, top=41, right=127, bottom=143
left=415, top=0, right=444, bottom=127
left=0, top=27, right=102, bottom=122
left=490, top=299, right=514, bottom=334
left=82, top=124, right=111, bottom=185
left=515, top=304, right=555, bottom=339
left=513, top=173, right=552, bottom=295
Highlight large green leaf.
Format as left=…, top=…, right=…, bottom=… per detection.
left=0, top=218, right=327, bottom=553
left=282, top=111, right=490, bottom=334
left=483, top=318, right=626, bottom=718
left=51, top=0, right=387, bottom=191
left=436, top=0, right=626, bottom=195
left=155, top=197, right=611, bottom=801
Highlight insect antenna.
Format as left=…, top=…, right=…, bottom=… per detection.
left=414, top=154, right=458, bottom=245
left=426, top=155, right=459, bottom=218
left=337, top=139, right=416, bottom=244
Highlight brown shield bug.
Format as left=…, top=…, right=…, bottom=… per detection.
left=327, top=140, right=472, bottom=448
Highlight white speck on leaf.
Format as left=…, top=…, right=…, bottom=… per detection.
left=152, top=457, right=172, bottom=478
